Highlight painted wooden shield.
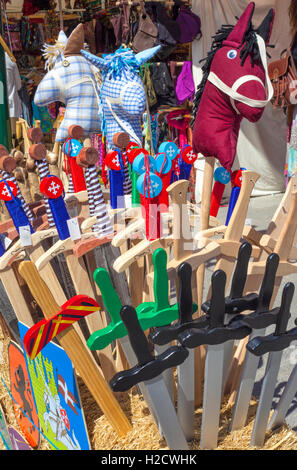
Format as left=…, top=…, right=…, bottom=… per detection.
left=0, top=180, right=18, bottom=201
left=158, top=141, right=178, bottom=160
left=18, top=322, right=90, bottom=450
left=8, top=426, right=32, bottom=450
left=40, top=176, right=64, bottom=199
left=8, top=341, right=40, bottom=449
left=62, top=139, right=83, bottom=158
left=0, top=402, right=12, bottom=449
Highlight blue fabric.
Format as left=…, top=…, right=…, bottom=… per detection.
left=5, top=198, right=34, bottom=234
left=225, top=186, right=241, bottom=226
left=109, top=170, right=124, bottom=209
left=48, top=197, right=70, bottom=240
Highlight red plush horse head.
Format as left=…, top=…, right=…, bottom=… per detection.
left=192, top=2, right=275, bottom=171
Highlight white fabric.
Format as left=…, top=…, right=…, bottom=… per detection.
left=5, top=53, right=22, bottom=118
left=192, top=0, right=291, bottom=195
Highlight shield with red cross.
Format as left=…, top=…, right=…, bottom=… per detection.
left=0, top=180, right=18, bottom=201
left=40, top=176, right=64, bottom=199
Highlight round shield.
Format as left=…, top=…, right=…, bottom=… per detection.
left=234, top=170, right=243, bottom=188
left=0, top=180, right=18, bottom=201
left=126, top=142, right=140, bottom=158
left=214, top=167, right=231, bottom=185
left=106, top=150, right=127, bottom=170
left=62, top=139, right=83, bottom=158
left=155, top=153, right=172, bottom=175
left=40, top=176, right=64, bottom=199
left=158, top=141, right=178, bottom=160
left=127, top=147, right=148, bottom=165
left=181, top=146, right=198, bottom=164
left=105, top=151, right=121, bottom=170
left=136, top=172, right=163, bottom=198
left=132, top=153, right=156, bottom=174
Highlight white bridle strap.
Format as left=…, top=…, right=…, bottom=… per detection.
left=207, top=34, right=274, bottom=112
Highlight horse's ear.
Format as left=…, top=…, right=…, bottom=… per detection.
left=80, top=49, right=109, bottom=72
left=134, top=46, right=161, bottom=66
left=64, top=24, right=84, bottom=57
left=225, top=2, right=255, bottom=46
left=57, top=30, right=68, bottom=46
left=256, top=9, right=275, bottom=44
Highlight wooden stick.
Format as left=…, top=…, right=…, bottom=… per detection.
left=197, top=157, right=215, bottom=313
left=0, top=33, right=15, bottom=62
left=18, top=260, right=132, bottom=437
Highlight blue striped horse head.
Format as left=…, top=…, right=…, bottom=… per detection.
left=34, top=25, right=101, bottom=143
left=81, top=46, right=160, bottom=148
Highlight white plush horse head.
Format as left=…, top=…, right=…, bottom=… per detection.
left=34, top=25, right=101, bottom=143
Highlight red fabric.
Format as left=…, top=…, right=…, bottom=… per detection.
left=22, top=0, right=39, bottom=16
left=69, top=158, right=86, bottom=192
left=140, top=194, right=161, bottom=241
left=158, top=171, right=172, bottom=212
left=210, top=181, right=225, bottom=217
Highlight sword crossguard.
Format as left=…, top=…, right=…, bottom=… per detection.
left=226, top=253, right=281, bottom=330
left=109, top=305, right=189, bottom=392
left=202, top=243, right=279, bottom=316
left=179, top=269, right=252, bottom=349
left=246, top=282, right=295, bottom=356
left=87, top=249, right=197, bottom=350
left=149, top=261, right=207, bottom=346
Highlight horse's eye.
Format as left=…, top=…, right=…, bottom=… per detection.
left=227, top=50, right=237, bottom=60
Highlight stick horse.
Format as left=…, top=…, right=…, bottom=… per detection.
left=34, top=25, right=101, bottom=144
left=81, top=45, right=160, bottom=149
left=191, top=2, right=275, bottom=305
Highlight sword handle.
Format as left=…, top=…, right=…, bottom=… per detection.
left=153, top=248, right=170, bottom=312
left=177, top=262, right=193, bottom=325
left=229, top=242, right=252, bottom=299
left=255, top=253, right=280, bottom=313
left=275, top=282, right=294, bottom=336
left=93, top=268, right=123, bottom=325
left=120, top=305, right=154, bottom=364
left=209, top=270, right=226, bottom=328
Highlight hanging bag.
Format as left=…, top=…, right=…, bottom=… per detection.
left=175, top=61, right=195, bottom=104
left=175, top=4, right=202, bottom=44
left=132, top=1, right=158, bottom=53
left=268, top=32, right=297, bottom=109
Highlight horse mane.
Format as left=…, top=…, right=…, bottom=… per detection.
left=191, top=21, right=265, bottom=126
left=101, top=48, right=141, bottom=80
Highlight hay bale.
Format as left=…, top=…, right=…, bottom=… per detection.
left=1, top=321, right=297, bottom=451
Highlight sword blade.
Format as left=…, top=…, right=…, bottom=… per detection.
left=200, top=344, right=224, bottom=449
left=177, top=348, right=195, bottom=441
left=119, top=337, right=188, bottom=450
left=250, top=350, right=283, bottom=447
left=268, top=361, right=297, bottom=431
left=143, top=376, right=189, bottom=450
left=154, top=343, right=175, bottom=404
left=230, top=328, right=266, bottom=431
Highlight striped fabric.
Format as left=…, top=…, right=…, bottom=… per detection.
left=34, top=56, right=101, bottom=143
left=66, top=173, right=74, bottom=195
left=36, top=160, right=55, bottom=227
left=122, top=158, right=132, bottom=196
left=84, top=165, right=113, bottom=237
left=84, top=167, right=95, bottom=216
left=1, top=170, right=34, bottom=223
